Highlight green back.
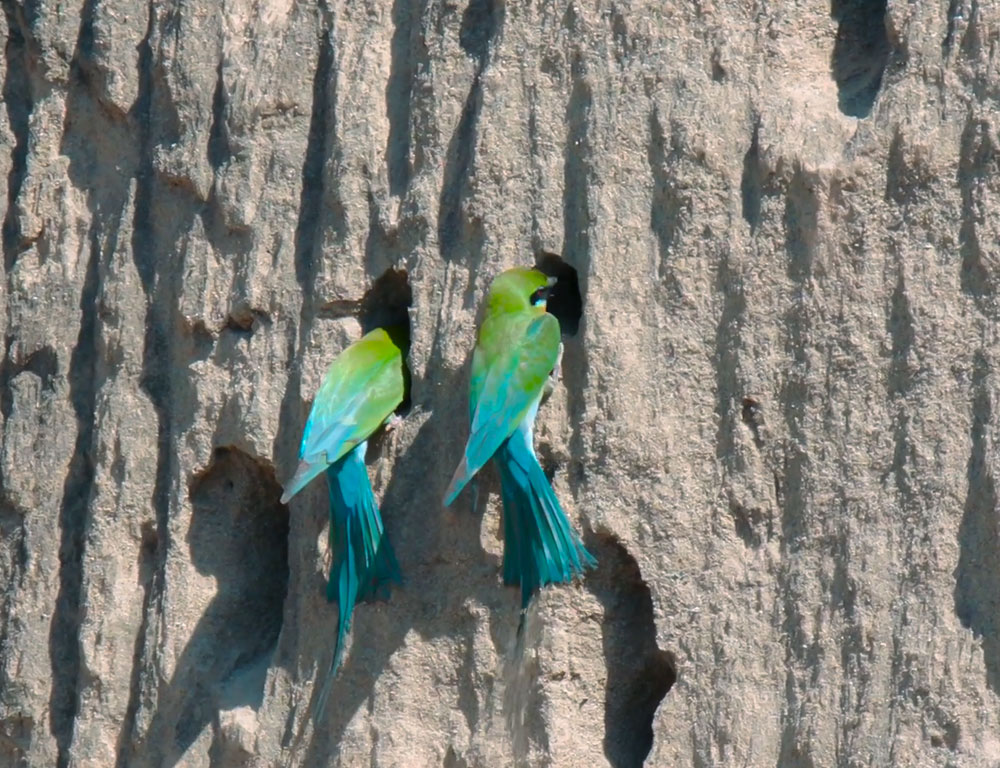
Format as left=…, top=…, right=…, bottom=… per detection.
left=300, top=327, right=406, bottom=466
left=464, top=270, right=559, bottom=471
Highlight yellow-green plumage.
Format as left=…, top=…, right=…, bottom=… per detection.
left=282, top=325, right=406, bottom=722
left=445, top=267, right=595, bottom=605
left=282, top=327, right=407, bottom=502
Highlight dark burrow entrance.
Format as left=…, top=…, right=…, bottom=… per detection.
left=143, top=448, right=288, bottom=762
left=314, top=266, right=413, bottom=423
left=359, top=267, right=413, bottom=338
left=359, top=268, right=414, bottom=456
left=536, top=252, right=583, bottom=337
left=585, top=531, right=676, bottom=768
left=830, top=0, right=890, bottom=118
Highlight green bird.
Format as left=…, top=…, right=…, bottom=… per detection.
left=282, top=326, right=407, bottom=719
left=444, top=267, right=596, bottom=606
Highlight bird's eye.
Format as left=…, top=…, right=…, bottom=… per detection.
left=530, top=287, right=549, bottom=306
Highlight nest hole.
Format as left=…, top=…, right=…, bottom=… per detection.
left=535, top=252, right=583, bottom=337
left=361, top=268, right=413, bottom=417
left=584, top=531, right=676, bottom=767
left=830, top=0, right=890, bottom=118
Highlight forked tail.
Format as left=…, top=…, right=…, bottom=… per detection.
left=496, top=429, right=596, bottom=607
left=314, top=443, right=401, bottom=722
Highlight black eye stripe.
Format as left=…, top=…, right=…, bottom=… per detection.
left=530, top=287, right=548, bottom=305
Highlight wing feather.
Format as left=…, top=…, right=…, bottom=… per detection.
left=444, top=312, right=559, bottom=502
left=283, top=329, right=405, bottom=503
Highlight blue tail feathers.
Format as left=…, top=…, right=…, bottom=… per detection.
left=314, top=442, right=400, bottom=722
left=496, top=429, right=596, bottom=607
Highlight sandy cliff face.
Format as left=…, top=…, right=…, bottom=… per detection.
left=1, top=0, right=999, bottom=765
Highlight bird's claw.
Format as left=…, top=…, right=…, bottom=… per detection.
left=542, top=342, right=563, bottom=400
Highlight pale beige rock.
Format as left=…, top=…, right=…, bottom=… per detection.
left=1, top=0, right=999, bottom=766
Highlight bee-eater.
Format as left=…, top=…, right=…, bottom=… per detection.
left=282, top=325, right=407, bottom=718
left=444, top=267, right=596, bottom=606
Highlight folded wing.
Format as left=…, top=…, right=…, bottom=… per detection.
left=444, top=312, right=560, bottom=504
left=282, top=329, right=405, bottom=503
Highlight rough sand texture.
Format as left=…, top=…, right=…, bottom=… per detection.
left=1, top=0, right=999, bottom=766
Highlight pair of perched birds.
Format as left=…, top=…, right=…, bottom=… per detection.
left=280, top=266, right=596, bottom=717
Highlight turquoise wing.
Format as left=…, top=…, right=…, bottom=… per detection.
left=444, top=312, right=559, bottom=504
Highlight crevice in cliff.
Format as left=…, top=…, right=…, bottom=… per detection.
left=943, top=0, right=963, bottom=56
left=561, top=54, right=593, bottom=490
left=444, top=745, right=471, bottom=768
left=957, top=0, right=986, bottom=69
left=884, top=267, right=947, bottom=750
left=584, top=532, right=675, bottom=768
left=958, top=116, right=997, bottom=306
left=438, top=0, right=503, bottom=265
left=200, top=48, right=254, bottom=259
left=455, top=612, right=480, bottom=737
left=885, top=129, right=906, bottom=206
left=784, top=169, right=818, bottom=285
left=884, top=129, right=934, bottom=208
left=200, top=198, right=254, bottom=262
left=436, top=73, right=481, bottom=264
left=740, top=117, right=763, bottom=231
left=460, top=0, right=501, bottom=67
left=713, top=249, right=747, bottom=465
left=75, top=0, right=97, bottom=63
left=208, top=57, right=232, bottom=172
left=386, top=0, right=429, bottom=196
left=778, top=167, right=816, bottom=550
left=46, top=6, right=152, bottom=760
left=503, top=605, right=551, bottom=765
left=131, top=0, right=167, bottom=294
left=776, top=168, right=819, bottom=766
left=114, top=521, right=158, bottom=768
left=49, top=228, right=101, bottom=768
left=535, top=252, right=582, bottom=338
left=953, top=351, right=1000, bottom=696
left=609, top=6, right=636, bottom=67
left=563, top=56, right=592, bottom=275
left=0, top=714, right=31, bottom=768
left=293, top=23, right=333, bottom=301
left=830, top=0, right=890, bottom=118
left=143, top=448, right=288, bottom=761
left=886, top=269, right=917, bottom=507
left=717, top=243, right=775, bottom=537
left=71, top=0, right=122, bottom=120
left=363, top=182, right=428, bottom=280
left=829, top=512, right=871, bottom=757
left=729, top=498, right=773, bottom=548
left=1, top=0, right=34, bottom=272
left=646, top=107, right=687, bottom=295
left=525, top=85, right=545, bottom=256
left=130, top=10, right=176, bottom=692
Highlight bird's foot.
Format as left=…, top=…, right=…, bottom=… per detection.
left=542, top=342, right=564, bottom=400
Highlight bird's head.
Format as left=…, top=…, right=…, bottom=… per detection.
left=485, top=267, right=557, bottom=316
